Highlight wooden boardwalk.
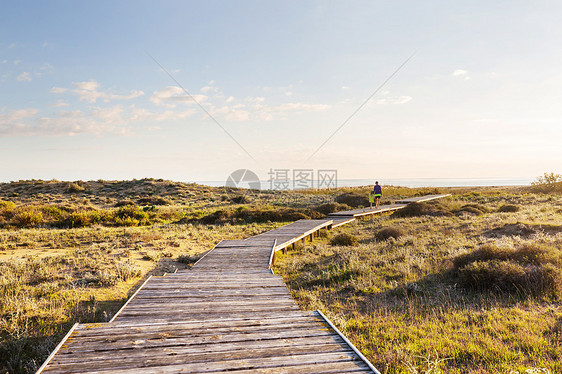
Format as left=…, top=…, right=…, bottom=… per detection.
left=38, top=194, right=450, bottom=373
left=327, top=194, right=450, bottom=218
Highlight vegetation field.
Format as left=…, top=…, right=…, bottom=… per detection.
left=274, top=181, right=562, bottom=373
left=1, top=176, right=561, bottom=373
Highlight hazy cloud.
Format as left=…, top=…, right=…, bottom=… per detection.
left=276, top=103, right=330, bottom=112
left=452, top=69, right=468, bottom=76
left=128, top=107, right=196, bottom=122
left=52, top=100, right=69, bottom=108
left=0, top=102, right=195, bottom=137
left=225, top=110, right=250, bottom=122
left=16, top=72, right=32, bottom=82
left=375, top=96, right=412, bottom=105
left=50, top=80, right=144, bottom=103
left=150, top=86, right=208, bottom=107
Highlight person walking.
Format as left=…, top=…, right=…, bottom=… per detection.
left=372, top=181, right=382, bottom=209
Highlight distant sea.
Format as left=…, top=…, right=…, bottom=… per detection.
left=195, top=177, right=534, bottom=189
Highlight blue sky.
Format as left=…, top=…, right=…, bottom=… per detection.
left=1, top=1, right=561, bottom=183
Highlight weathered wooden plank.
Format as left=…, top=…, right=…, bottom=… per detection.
left=44, top=351, right=365, bottom=373
left=56, top=334, right=345, bottom=358
left=48, top=342, right=353, bottom=371
left=74, top=315, right=329, bottom=337
left=197, top=361, right=371, bottom=373
left=54, top=327, right=337, bottom=353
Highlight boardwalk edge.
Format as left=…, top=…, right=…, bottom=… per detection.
left=316, top=310, right=382, bottom=374
left=35, top=323, right=79, bottom=374
left=109, top=275, right=153, bottom=323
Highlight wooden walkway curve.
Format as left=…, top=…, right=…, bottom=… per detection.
left=38, top=194, right=449, bottom=373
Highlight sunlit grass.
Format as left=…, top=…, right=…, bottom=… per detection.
left=274, top=191, right=562, bottom=373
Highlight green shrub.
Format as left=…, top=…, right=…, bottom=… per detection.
left=114, top=262, right=141, bottom=281
left=114, top=200, right=136, bottom=207
left=199, top=207, right=313, bottom=224
left=453, top=243, right=562, bottom=297
left=498, top=204, right=520, bottom=213
left=530, top=172, right=562, bottom=193
left=137, top=197, right=171, bottom=206
left=177, top=254, right=200, bottom=264
left=65, top=212, right=92, bottom=228
left=330, top=233, right=358, bottom=246
left=335, top=193, right=368, bottom=208
left=458, top=204, right=490, bottom=215
left=67, top=182, right=85, bottom=193
left=314, top=202, right=352, bottom=215
left=0, top=200, right=16, bottom=211
left=230, top=195, right=249, bottom=204
left=116, top=206, right=149, bottom=221
left=375, top=226, right=405, bottom=241
left=393, top=202, right=452, bottom=218
left=199, top=210, right=233, bottom=224
left=454, top=244, right=513, bottom=268
left=39, top=206, right=67, bottom=221
left=13, top=210, right=44, bottom=227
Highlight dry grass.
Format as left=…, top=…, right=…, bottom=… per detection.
left=274, top=188, right=562, bottom=373
left=0, top=179, right=310, bottom=374
left=2, top=178, right=561, bottom=373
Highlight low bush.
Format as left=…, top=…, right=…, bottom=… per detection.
left=453, top=243, right=562, bottom=297
left=393, top=202, right=452, bottom=218
left=0, top=200, right=16, bottom=211
left=375, top=226, right=405, bottom=241
left=529, top=172, right=562, bottom=193
left=498, top=204, right=520, bottom=213
left=67, top=182, right=86, bottom=193
left=114, top=200, right=136, bottom=207
left=199, top=210, right=234, bottom=224
left=314, top=202, right=352, bottom=215
left=230, top=195, right=249, bottom=204
left=114, top=262, right=141, bottom=281
left=330, top=233, right=358, bottom=246
left=177, top=254, right=200, bottom=264
left=13, top=210, right=44, bottom=227
left=198, top=207, right=314, bottom=224
left=137, top=197, right=171, bottom=206
left=335, top=192, right=369, bottom=208
left=457, top=204, right=490, bottom=215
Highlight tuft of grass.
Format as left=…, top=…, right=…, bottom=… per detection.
left=330, top=233, right=358, bottom=246
left=375, top=226, right=406, bottom=241
left=458, top=203, right=490, bottom=215
left=453, top=243, right=562, bottom=297
left=177, top=254, right=200, bottom=264
left=66, top=182, right=86, bottom=193
left=498, top=204, right=520, bottom=213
